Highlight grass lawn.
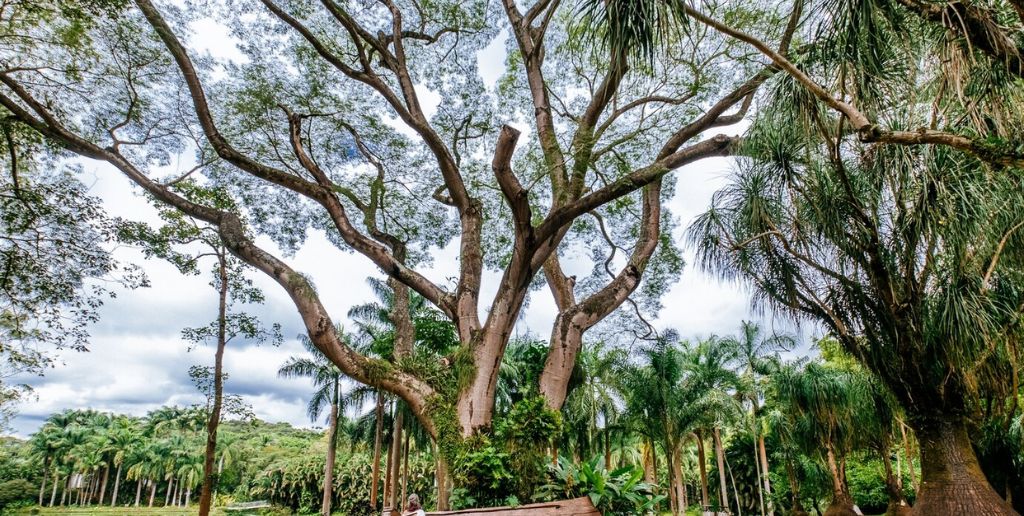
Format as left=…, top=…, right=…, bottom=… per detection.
left=12, top=507, right=232, bottom=515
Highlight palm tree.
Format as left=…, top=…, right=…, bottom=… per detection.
left=722, top=321, right=794, bottom=516
left=279, top=329, right=345, bottom=516
left=771, top=359, right=879, bottom=516
left=107, top=418, right=142, bottom=507
left=685, top=336, right=743, bottom=514
left=560, top=340, right=625, bottom=465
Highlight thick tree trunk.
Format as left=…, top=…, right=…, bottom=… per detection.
left=912, top=419, right=1017, bottom=515
left=538, top=182, right=663, bottom=411
left=110, top=464, right=122, bottom=507
left=714, top=427, right=729, bottom=512
left=321, top=392, right=339, bottom=516
left=824, top=445, right=856, bottom=516
left=370, top=393, right=384, bottom=510
left=759, top=435, right=773, bottom=516
left=696, top=431, right=710, bottom=509
left=436, top=449, right=450, bottom=511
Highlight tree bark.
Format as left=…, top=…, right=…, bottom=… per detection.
left=642, top=440, right=656, bottom=485
left=672, top=445, right=686, bottom=515
left=321, top=384, right=339, bottom=516
left=148, top=480, right=156, bottom=507
left=99, top=465, right=109, bottom=505
left=401, top=426, right=411, bottom=507
left=370, top=392, right=384, bottom=510
left=39, top=459, right=48, bottom=506
left=714, top=427, right=729, bottom=512
left=435, top=448, right=450, bottom=511
left=111, top=464, right=122, bottom=507
left=539, top=182, right=663, bottom=410
left=165, top=477, right=173, bottom=507
left=134, top=478, right=142, bottom=507
left=199, top=253, right=229, bottom=516
left=49, top=471, right=59, bottom=506
left=384, top=429, right=395, bottom=508
left=785, top=456, right=807, bottom=516
left=665, top=436, right=679, bottom=515
left=696, top=431, right=710, bottom=509
left=911, top=419, right=1017, bottom=515
left=823, top=445, right=856, bottom=516
left=388, top=411, right=404, bottom=510
left=900, top=423, right=917, bottom=495
left=882, top=440, right=912, bottom=516
left=759, top=435, right=773, bottom=516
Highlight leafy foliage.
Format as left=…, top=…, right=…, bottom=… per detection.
left=535, top=455, right=662, bottom=514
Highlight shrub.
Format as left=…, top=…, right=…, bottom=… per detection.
left=535, top=456, right=663, bottom=515
left=0, top=479, right=34, bottom=510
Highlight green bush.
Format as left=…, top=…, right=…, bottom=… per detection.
left=535, top=456, right=663, bottom=515
left=0, top=479, right=34, bottom=510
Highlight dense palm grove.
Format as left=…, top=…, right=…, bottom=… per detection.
left=5, top=318, right=1023, bottom=514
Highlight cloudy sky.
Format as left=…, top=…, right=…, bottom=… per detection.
left=8, top=18, right=817, bottom=438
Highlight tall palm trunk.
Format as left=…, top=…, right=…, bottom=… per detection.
left=148, top=479, right=156, bottom=507
left=60, top=475, right=69, bottom=506
left=752, top=431, right=764, bottom=516
left=713, top=427, right=729, bottom=512
left=759, top=435, right=773, bottom=516
left=401, top=427, right=411, bottom=507
left=111, top=464, right=122, bottom=507
left=604, top=431, right=611, bottom=468
left=370, top=392, right=384, bottom=510
left=165, top=477, right=173, bottom=507
left=49, top=471, right=59, bottom=506
left=38, top=458, right=48, bottom=506
left=664, top=434, right=678, bottom=515
left=199, top=254, right=229, bottom=516
left=695, top=431, right=710, bottom=509
left=98, top=465, right=110, bottom=505
left=385, top=417, right=399, bottom=509
left=672, top=445, right=686, bottom=515
left=321, top=380, right=340, bottom=516
left=134, top=478, right=142, bottom=507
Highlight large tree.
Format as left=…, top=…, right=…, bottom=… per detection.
left=0, top=0, right=789, bottom=480
left=690, top=61, right=1023, bottom=516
